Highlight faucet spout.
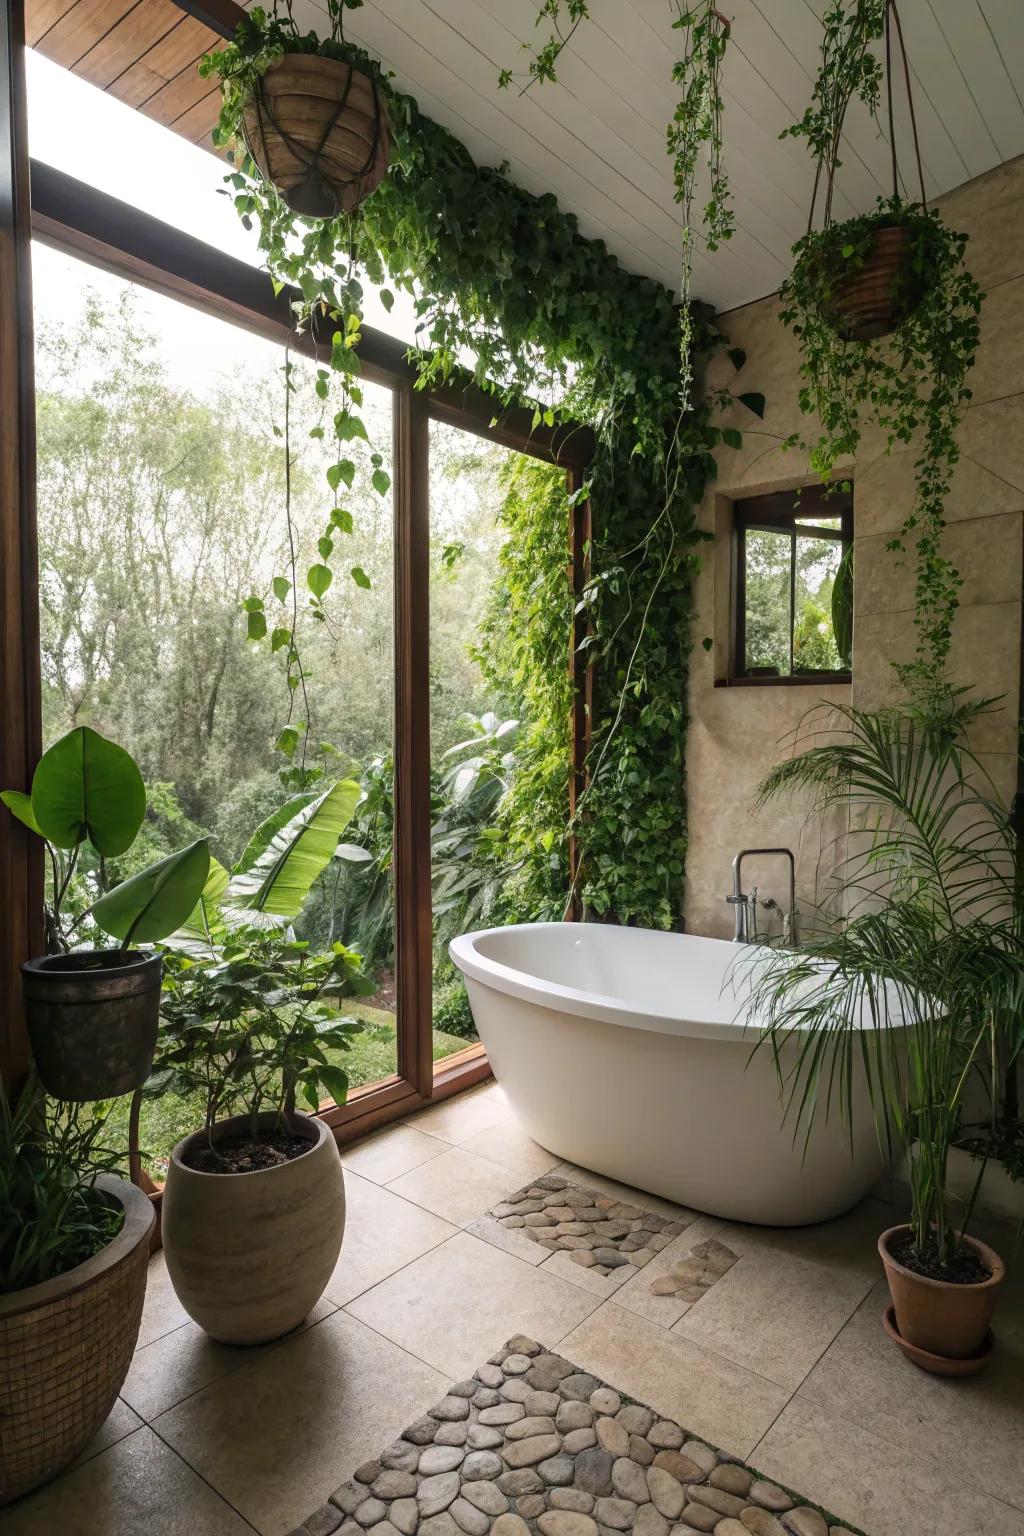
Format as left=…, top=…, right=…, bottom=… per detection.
left=728, top=848, right=796, bottom=944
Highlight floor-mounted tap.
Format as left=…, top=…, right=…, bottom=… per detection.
left=728, top=848, right=796, bottom=943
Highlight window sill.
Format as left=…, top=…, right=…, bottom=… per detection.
left=716, top=673, right=852, bottom=688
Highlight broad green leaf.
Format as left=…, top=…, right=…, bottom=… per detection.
left=163, top=856, right=229, bottom=951
left=350, top=566, right=371, bottom=589
left=232, top=791, right=318, bottom=876
left=371, top=468, right=391, bottom=497
left=247, top=610, right=267, bottom=641
left=272, top=576, right=291, bottom=603
left=31, top=726, right=145, bottom=855
left=334, top=841, right=373, bottom=863
left=308, top=563, right=333, bottom=600
left=1, top=789, right=42, bottom=836
left=270, top=626, right=291, bottom=652
left=317, top=1064, right=350, bottom=1107
left=226, top=780, right=360, bottom=919
left=275, top=726, right=300, bottom=759
left=721, top=426, right=743, bottom=449
left=728, top=347, right=746, bottom=371
left=92, top=839, right=211, bottom=945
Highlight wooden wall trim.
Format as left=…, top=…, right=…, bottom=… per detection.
left=0, top=0, right=43, bottom=1084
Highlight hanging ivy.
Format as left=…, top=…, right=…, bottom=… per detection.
left=204, top=10, right=749, bottom=927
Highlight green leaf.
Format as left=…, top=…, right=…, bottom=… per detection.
left=0, top=789, right=42, bottom=836
left=331, top=506, right=353, bottom=533
left=247, top=610, right=267, bottom=641
left=30, top=726, right=145, bottom=855
left=738, top=392, right=765, bottom=419
left=380, top=288, right=395, bottom=313
left=275, top=726, right=300, bottom=759
left=270, top=626, right=291, bottom=653
left=92, top=839, right=211, bottom=945
left=272, top=576, right=291, bottom=603
left=326, top=460, right=356, bottom=492
left=350, top=566, right=371, bottom=589
left=225, top=780, right=361, bottom=919
left=232, top=791, right=318, bottom=877
left=721, top=426, right=743, bottom=449
left=163, top=856, right=229, bottom=951
left=307, top=563, right=333, bottom=600
left=317, top=1064, right=350, bottom=1107
left=318, top=536, right=334, bottom=560
left=728, top=347, right=746, bottom=371
left=334, top=410, right=368, bottom=443
left=371, top=468, right=391, bottom=497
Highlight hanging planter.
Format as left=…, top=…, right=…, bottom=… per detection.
left=240, top=52, right=390, bottom=219
left=814, top=218, right=922, bottom=341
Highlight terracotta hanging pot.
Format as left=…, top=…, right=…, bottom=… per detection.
left=821, top=221, right=923, bottom=341
left=241, top=53, right=390, bottom=220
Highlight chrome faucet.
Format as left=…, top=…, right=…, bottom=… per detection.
left=728, top=848, right=796, bottom=944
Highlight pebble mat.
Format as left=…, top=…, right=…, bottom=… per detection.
left=289, top=1335, right=867, bottom=1536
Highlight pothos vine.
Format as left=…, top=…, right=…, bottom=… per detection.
left=202, top=3, right=754, bottom=926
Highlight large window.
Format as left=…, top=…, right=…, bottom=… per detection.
left=732, top=486, right=853, bottom=683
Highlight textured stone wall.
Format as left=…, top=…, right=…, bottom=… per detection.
left=685, top=153, right=1024, bottom=939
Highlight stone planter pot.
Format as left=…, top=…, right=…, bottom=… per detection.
left=0, top=1174, right=154, bottom=1504
left=22, top=949, right=162, bottom=1102
left=162, top=1111, right=346, bottom=1345
left=878, top=1223, right=1005, bottom=1373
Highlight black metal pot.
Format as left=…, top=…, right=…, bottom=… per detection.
left=22, top=950, right=162, bottom=1101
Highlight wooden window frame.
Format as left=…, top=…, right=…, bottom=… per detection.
left=730, top=486, right=852, bottom=688
left=16, top=157, right=594, bottom=1140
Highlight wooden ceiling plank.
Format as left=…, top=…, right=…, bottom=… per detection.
left=175, top=86, right=220, bottom=145
left=106, top=13, right=215, bottom=107
left=25, top=0, right=76, bottom=48
left=139, top=50, right=218, bottom=124
left=34, top=0, right=135, bottom=67
left=72, top=0, right=185, bottom=89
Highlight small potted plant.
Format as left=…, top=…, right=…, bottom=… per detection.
left=157, top=928, right=368, bottom=1345
left=0, top=1073, right=155, bottom=1503
left=199, top=0, right=391, bottom=219
left=747, top=698, right=1020, bottom=1374
left=2, top=726, right=211, bottom=1101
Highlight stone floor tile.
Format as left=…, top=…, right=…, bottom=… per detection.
left=1, top=1426, right=253, bottom=1536
left=340, top=1124, right=449, bottom=1184
left=406, top=1087, right=511, bottom=1145
left=121, top=1297, right=336, bottom=1422
left=458, top=1117, right=562, bottom=1179
left=324, top=1170, right=457, bottom=1305
left=72, top=1398, right=145, bottom=1465
left=345, top=1229, right=599, bottom=1380
left=556, top=1301, right=789, bottom=1459
left=135, top=1249, right=191, bottom=1350
left=153, top=1309, right=449, bottom=1536
left=672, top=1247, right=872, bottom=1391
left=613, top=1217, right=727, bottom=1329
left=800, top=1275, right=1024, bottom=1511
left=717, top=1196, right=899, bottom=1282
left=464, top=1212, right=549, bottom=1265
left=752, top=1394, right=1024, bottom=1536
left=538, top=1246, right=638, bottom=1298
left=386, top=1146, right=534, bottom=1227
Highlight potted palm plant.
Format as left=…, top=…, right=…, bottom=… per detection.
left=0, top=1074, right=155, bottom=1503
left=747, top=696, right=1022, bottom=1374
left=2, top=727, right=210, bottom=1102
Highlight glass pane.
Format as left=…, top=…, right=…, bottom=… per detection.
left=427, top=423, right=533, bottom=1064
left=795, top=515, right=842, bottom=530
left=743, top=528, right=791, bottom=676
left=34, top=243, right=397, bottom=1177
left=794, top=535, right=844, bottom=672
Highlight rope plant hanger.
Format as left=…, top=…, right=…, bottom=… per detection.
left=779, top=0, right=983, bottom=693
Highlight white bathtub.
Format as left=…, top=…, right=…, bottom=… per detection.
left=450, top=922, right=892, bottom=1226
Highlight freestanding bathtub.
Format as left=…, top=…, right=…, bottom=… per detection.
left=450, top=922, right=893, bottom=1226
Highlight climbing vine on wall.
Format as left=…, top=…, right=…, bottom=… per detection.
left=208, top=21, right=745, bottom=928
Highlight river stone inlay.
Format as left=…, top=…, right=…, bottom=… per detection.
left=485, top=1177, right=694, bottom=1277
left=289, top=1338, right=867, bottom=1536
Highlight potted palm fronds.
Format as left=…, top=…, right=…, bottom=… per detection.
left=747, top=696, right=1022, bottom=1374
left=0, top=1074, right=154, bottom=1503
left=199, top=0, right=390, bottom=219
left=2, top=727, right=210, bottom=1102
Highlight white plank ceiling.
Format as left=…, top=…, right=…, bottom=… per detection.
left=261, top=0, right=1024, bottom=314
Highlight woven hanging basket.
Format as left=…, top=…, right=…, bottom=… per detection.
left=0, top=1175, right=154, bottom=1504
left=822, top=222, right=923, bottom=342
left=241, top=53, right=390, bottom=219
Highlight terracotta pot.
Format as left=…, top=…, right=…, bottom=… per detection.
left=22, top=949, right=162, bottom=1102
left=878, top=1224, right=1005, bottom=1365
left=0, top=1174, right=154, bottom=1504
left=822, top=223, right=923, bottom=341
left=241, top=54, right=390, bottom=219
left=162, top=1111, right=345, bottom=1345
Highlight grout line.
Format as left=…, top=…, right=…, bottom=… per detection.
left=144, top=1420, right=264, bottom=1535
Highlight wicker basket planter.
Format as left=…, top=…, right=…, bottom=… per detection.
left=0, top=1175, right=155, bottom=1505
left=241, top=54, right=390, bottom=219
left=821, top=221, right=923, bottom=341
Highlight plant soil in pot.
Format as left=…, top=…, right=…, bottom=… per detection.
left=162, top=1110, right=346, bottom=1345
left=878, top=1223, right=1005, bottom=1369
left=22, top=949, right=162, bottom=1102
left=0, top=1174, right=154, bottom=1504
left=242, top=54, right=390, bottom=219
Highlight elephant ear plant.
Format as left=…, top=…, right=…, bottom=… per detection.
left=745, top=696, right=1024, bottom=1372
left=2, top=726, right=210, bottom=1101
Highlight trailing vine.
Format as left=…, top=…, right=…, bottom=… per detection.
left=204, top=8, right=748, bottom=926
left=780, top=0, right=984, bottom=688
left=499, top=2, right=733, bottom=411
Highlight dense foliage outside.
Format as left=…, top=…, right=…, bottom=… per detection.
left=33, top=251, right=542, bottom=1172
left=743, top=527, right=844, bottom=675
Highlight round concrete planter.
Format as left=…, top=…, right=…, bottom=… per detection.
left=0, top=1175, right=154, bottom=1504
left=162, top=1111, right=345, bottom=1346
